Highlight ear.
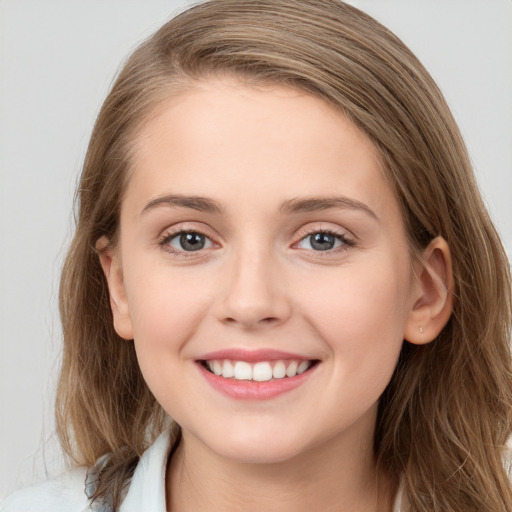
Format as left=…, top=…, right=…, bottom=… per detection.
left=96, top=236, right=134, bottom=340
left=404, top=236, right=454, bottom=345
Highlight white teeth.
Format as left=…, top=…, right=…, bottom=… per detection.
left=253, top=362, right=273, bottom=382
left=234, top=361, right=252, bottom=380
left=205, top=359, right=314, bottom=380
left=286, top=360, right=298, bottom=377
left=297, top=361, right=310, bottom=374
left=222, top=360, right=234, bottom=378
left=272, top=361, right=286, bottom=379
left=213, top=360, right=223, bottom=376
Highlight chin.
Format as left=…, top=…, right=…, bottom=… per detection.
left=201, top=426, right=313, bottom=465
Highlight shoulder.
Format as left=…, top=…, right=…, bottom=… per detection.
left=1, top=467, right=91, bottom=512
left=1, top=428, right=175, bottom=512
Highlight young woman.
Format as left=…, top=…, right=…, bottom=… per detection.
left=3, top=1, right=511, bottom=511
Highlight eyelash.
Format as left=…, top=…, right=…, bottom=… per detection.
left=157, top=226, right=355, bottom=258
left=158, top=227, right=215, bottom=258
left=293, top=227, right=355, bottom=255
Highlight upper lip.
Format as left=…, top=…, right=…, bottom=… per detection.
left=197, top=348, right=314, bottom=363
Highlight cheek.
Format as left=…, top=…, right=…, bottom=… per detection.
left=123, top=267, right=214, bottom=377
left=294, top=272, right=409, bottom=428
left=126, top=258, right=211, bottom=330
left=124, top=275, right=215, bottom=423
left=300, top=258, right=411, bottom=379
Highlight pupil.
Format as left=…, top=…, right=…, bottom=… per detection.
left=310, top=232, right=335, bottom=251
left=180, top=233, right=205, bottom=251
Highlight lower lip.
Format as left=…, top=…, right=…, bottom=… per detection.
left=197, top=362, right=317, bottom=400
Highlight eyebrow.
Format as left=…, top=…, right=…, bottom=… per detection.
left=279, top=196, right=379, bottom=221
left=141, top=194, right=378, bottom=221
left=142, top=194, right=224, bottom=215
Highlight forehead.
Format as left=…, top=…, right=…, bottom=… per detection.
left=125, top=78, right=399, bottom=223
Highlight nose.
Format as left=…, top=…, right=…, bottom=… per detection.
left=216, top=248, right=292, bottom=329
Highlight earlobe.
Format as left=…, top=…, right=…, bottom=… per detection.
left=96, top=236, right=134, bottom=340
left=404, top=236, right=454, bottom=345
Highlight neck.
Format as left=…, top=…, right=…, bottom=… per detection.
left=166, top=419, right=396, bottom=512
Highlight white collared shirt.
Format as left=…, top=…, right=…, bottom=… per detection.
left=2, top=430, right=171, bottom=512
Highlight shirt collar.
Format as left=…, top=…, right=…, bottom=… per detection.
left=120, top=428, right=174, bottom=512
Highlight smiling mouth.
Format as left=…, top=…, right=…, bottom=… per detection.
left=200, top=359, right=319, bottom=382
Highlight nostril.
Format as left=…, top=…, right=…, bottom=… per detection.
left=261, top=317, right=278, bottom=323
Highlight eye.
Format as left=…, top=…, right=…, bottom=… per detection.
left=163, top=231, right=213, bottom=252
left=297, top=231, right=349, bottom=251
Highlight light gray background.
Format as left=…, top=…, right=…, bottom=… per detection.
left=1, top=0, right=511, bottom=498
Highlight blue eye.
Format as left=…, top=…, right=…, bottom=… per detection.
left=297, top=232, right=347, bottom=251
left=167, top=231, right=213, bottom=252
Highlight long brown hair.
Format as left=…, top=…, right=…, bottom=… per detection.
left=57, top=1, right=512, bottom=510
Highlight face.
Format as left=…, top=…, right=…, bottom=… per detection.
left=104, top=78, right=423, bottom=465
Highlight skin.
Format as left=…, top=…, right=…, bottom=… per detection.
left=99, top=78, right=453, bottom=511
